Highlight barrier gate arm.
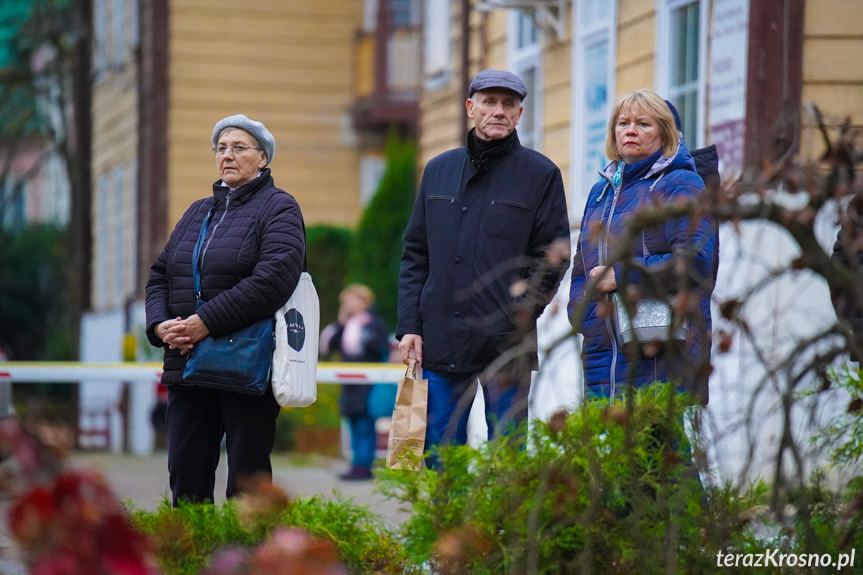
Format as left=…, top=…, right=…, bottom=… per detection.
left=0, top=362, right=406, bottom=385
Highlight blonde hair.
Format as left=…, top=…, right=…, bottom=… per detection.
left=339, top=283, right=375, bottom=307
left=604, top=89, right=679, bottom=161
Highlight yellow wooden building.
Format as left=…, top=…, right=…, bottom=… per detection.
left=91, top=0, right=423, bottom=312
left=93, top=0, right=367, bottom=312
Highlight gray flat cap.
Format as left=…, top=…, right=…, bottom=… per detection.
left=211, top=114, right=275, bottom=166
left=468, top=69, right=528, bottom=100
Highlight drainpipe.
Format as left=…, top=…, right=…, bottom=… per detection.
left=375, top=0, right=390, bottom=102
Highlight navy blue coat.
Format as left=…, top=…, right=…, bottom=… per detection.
left=145, top=169, right=306, bottom=385
left=397, top=131, right=570, bottom=374
left=569, top=143, right=717, bottom=399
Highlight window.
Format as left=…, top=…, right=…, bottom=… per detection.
left=0, top=180, right=26, bottom=229
left=128, top=0, right=139, bottom=50
left=112, top=0, right=124, bottom=65
left=93, top=0, right=107, bottom=77
left=359, top=155, right=387, bottom=207
left=96, top=175, right=109, bottom=309
left=113, top=165, right=124, bottom=308
left=656, top=0, right=708, bottom=147
left=571, top=0, right=617, bottom=214
left=391, top=0, right=419, bottom=26
left=363, top=0, right=378, bottom=32
left=508, top=11, right=541, bottom=150
left=423, top=0, right=451, bottom=88
left=515, top=10, right=538, bottom=48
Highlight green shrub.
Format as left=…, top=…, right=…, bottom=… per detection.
left=377, top=384, right=771, bottom=574
left=129, top=491, right=416, bottom=575
left=129, top=382, right=863, bottom=574
left=814, top=366, right=863, bottom=467
left=0, top=223, right=69, bottom=360
left=131, top=499, right=253, bottom=575
left=347, top=133, right=417, bottom=328
left=306, top=225, right=352, bottom=328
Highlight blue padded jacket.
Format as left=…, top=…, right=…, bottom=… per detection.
left=569, top=142, right=717, bottom=399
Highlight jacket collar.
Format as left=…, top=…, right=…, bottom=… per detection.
left=212, top=168, right=272, bottom=206
left=599, top=140, right=696, bottom=186
left=465, top=128, right=520, bottom=168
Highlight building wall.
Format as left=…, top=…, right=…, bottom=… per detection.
left=418, top=1, right=574, bottom=185
left=418, top=1, right=466, bottom=166
left=615, top=0, right=654, bottom=95
left=543, top=30, right=572, bottom=179
left=166, top=0, right=363, bottom=229
left=91, top=0, right=140, bottom=312
left=800, top=0, right=863, bottom=160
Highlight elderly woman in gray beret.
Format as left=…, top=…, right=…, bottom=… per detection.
left=145, top=114, right=306, bottom=505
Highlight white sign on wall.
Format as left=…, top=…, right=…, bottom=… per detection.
left=708, top=0, right=749, bottom=176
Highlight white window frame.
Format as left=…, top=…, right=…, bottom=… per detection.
left=655, top=0, right=709, bottom=148
left=570, top=0, right=617, bottom=221
left=423, top=0, right=452, bottom=90
left=507, top=10, right=542, bottom=152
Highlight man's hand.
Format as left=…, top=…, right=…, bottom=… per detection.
left=398, top=334, right=423, bottom=365
left=589, top=266, right=618, bottom=293
left=155, top=314, right=210, bottom=356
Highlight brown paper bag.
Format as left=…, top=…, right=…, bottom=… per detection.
left=386, top=358, right=428, bottom=470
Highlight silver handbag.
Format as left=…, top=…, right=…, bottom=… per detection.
left=611, top=292, right=687, bottom=346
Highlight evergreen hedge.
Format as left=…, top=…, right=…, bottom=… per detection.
left=347, top=134, right=417, bottom=329
left=305, top=224, right=352, bottom=328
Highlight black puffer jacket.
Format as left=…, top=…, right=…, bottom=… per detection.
left=145, top=169, right=305, bottom=385
left=397, top=130, right=570, bottom=374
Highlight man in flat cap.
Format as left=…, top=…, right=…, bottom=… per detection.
left=397, top=69, right=570, bottom=468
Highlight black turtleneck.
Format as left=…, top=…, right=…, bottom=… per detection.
left=467, top=128, right=517, bottom=163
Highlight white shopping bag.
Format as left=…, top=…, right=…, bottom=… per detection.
left=272, top=271, right=319, bottom=407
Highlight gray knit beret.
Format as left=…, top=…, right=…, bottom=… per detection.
left=211, top=114, right=275, bottom=166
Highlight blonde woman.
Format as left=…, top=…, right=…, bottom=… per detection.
left=320, top=284, right=389, bottom=480
left=569, top=90, right=717, bottom=400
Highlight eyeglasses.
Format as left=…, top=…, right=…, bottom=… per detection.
left=213, top=145, right=262, bottom=156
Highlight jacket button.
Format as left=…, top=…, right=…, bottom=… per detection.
left=454, top=311, right=460, bottom=317
left=461, top=206, right=468, bottom=213
left=454, top=257, right=461, bottom=264
left=449, top=364, right=455, bottom=370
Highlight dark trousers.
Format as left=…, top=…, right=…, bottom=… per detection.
left=166, top=383, right=281, bottom=506
left=423, top=369, right=529, bottom=470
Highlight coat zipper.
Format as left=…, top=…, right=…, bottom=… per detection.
left=599, top=179, right=622, bottom=396
left=200, top=192, right=232, bottom=276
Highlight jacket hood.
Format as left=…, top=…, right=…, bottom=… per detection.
left=599, top=140, right=697, bottom=185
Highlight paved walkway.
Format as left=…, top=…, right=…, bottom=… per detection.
left=69, top=451, right=409, bottom=527
left=0, top=450, right=410, bottom=574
